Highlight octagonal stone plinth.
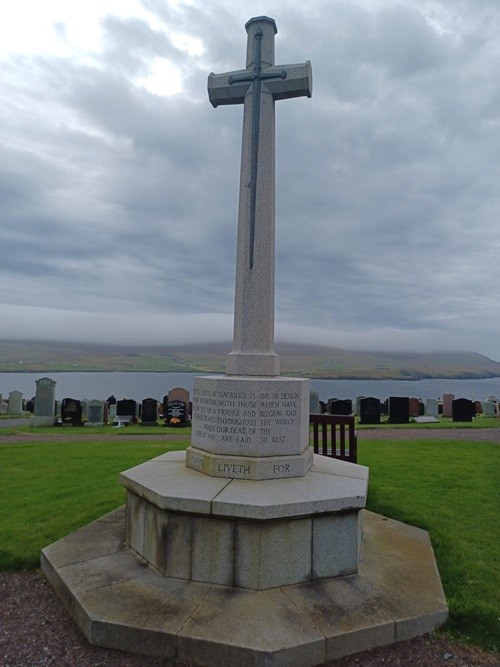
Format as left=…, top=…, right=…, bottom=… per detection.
left=119, top=451, right=368, bottom=589
left=41, top=507, right=448, bottom=666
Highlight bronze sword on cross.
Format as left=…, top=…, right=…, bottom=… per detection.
left=208, top=17, right=312, bottom=377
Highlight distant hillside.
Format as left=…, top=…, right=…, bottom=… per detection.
left=0, top=339, right=499, bottom=379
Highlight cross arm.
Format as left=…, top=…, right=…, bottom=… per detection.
left=208, top=71, right=250, bottom=108
left=263, top=60, right=312, bottom=100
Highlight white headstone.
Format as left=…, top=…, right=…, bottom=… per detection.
left=309, top=391, right=320, bottom=414
left=482, top=401, right=496, bottom=417
left=425, top=399, right=439, bottom=418
left=8, top=390, right=23, bottom=415
left=30, top=377, right=57, bottom=426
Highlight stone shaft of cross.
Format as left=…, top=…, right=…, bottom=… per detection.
left=208, top=16, right=312, bottom=377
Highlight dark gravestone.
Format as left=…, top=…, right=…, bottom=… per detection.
left=388, top=397, right=409, bottom=424
left=452, top=398, right=474, bottom=422
left=116, top=399, right=137, bottom=424
left=61, top=398, right=82, bottom=427
left=26, top=400, right=35, bottom=414
left=319, top=401, right=327, bottom=414
left=164, top=400, right=187, bottom=426
left=359, top=397, right=381, bottom=424
left=107, top=395, right=117, bottom=405
left=329, top=399, right=352, bottom=415
left=473, top=400, right=482, bottom=416
left=141, top=398, right=158, bottom=426
left=326, top=398, right=337, bottom=414
left=419, top=401, right=425, bottom=416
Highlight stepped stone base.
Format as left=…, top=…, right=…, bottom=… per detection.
left=41, top=507, right=448, bottom=666
left=119, top=452, right=368, bottom=589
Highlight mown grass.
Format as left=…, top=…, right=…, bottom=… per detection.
left=0, top=438, right=189, bottom=570
left=356, top=415, right=499, bottom=430
left=0, top=435, right=498, bottom=651
left=0, top=421, right=190, bottom=436
left=359, top=438, right=499, bottom=652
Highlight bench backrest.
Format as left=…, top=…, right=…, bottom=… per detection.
left=309, top=414, right=357, bottom=463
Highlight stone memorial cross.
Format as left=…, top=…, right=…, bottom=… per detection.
left=208, top=16, right=312, bottom=377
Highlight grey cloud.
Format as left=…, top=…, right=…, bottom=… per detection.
left=0, top=1, right=498, bottom=359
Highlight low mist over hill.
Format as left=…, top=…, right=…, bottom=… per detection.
left=0, top=340, right=499, bottom=379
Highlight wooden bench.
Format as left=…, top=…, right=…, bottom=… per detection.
left=309, top=414, right=358, bottom=463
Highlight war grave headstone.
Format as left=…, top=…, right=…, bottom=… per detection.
left=42, top=17, right=447, bottom=666
left=329, top=399, right=352, bottom=415
left=452, top=398, right=474, bottom=423
left=442, top=393, right=454, bottom=418
left=425, top=399, right=439, bottom=418
left=309, top=390, right=320, bottom=414
left=141, top=397, right=158, bottom=426
left=30, top=377, right=56, bottom=426
left=86, top=399, right=107, bottom=426
left=61, top=398, right=83, bottom=426
left=387, top=396, right=410, bottom=424
left=483, top=400, right=496, bottom=417
left=106, top=395, right=117, bottom=420
left=359, top=396, right=381, bottom=424
left=7, top=390, right=23, bottom=415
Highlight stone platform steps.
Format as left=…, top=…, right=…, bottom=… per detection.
left=41, top=507, right=447, bottom=666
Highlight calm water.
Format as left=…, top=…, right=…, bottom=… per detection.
left=1, top=372, right=499, bottom=402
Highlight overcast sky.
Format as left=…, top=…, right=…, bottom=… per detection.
left=1, top=0, right=499, bottom=360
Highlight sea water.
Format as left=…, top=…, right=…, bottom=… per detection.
left=1, top=372, right=499, bottom=403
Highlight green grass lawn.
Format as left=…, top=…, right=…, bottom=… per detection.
left=0, top=435, right=498, bottom=651
left=359, top=438, right=499, bottom=652
left=0, top=438, right=189, bottom=570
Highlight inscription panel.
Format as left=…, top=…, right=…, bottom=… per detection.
left=185, top=446, right=313, bottom=480
left=191, top=376, right=309, bottom=457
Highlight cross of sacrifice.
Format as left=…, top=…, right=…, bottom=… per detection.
left=208, top=16, right=312, bottom=377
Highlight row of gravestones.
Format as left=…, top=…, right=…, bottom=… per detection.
left=308, top=391, right=499, bottom=423
left=2, top=382, right=497, bottom=425
left=59, top=390, right=191, bottom=427
left=2, top=377, right=192, bottom=427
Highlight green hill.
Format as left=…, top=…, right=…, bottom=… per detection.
left=0, top=339, right=499, bottom=379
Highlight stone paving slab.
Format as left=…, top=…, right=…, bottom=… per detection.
left=41, top=507, right=448, bottom=666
